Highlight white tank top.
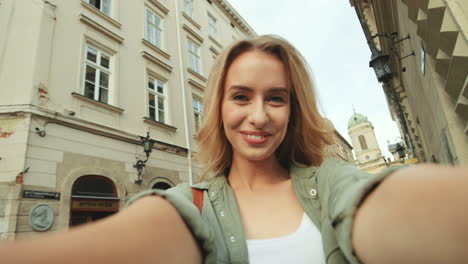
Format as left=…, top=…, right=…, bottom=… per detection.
left=246, top=213, right=325, bottom=264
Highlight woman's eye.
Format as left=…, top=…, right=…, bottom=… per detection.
left=233, top=94, right=249, bottom=101
left=268, top=96, right=285, bottom=103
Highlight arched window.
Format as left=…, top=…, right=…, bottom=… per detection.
left=72, top=176, right=117, bottom=198
left=70, top=176, right=118, bottom=227
left=358, top=135, right=368, bottom=150
left=152, top=182, right=172, bottom=190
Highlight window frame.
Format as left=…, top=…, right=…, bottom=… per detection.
left=358, top=135, right=368, bottom=151
left=420, top=40, right=426, bottom=75
left=86, top=0, right=112, bottom=16
left=188, top=39, right=202, bottom=74
left=184, top=0, right=194, bottom=18
left=147, top=76, right=168, bottom=124
left=192, top=97, right=203, bottom=131
left=145, top=7, right=163, bottom=49
left=208, top=14, right=217, bottom=38
left=82, top=44, right=113, bottom=105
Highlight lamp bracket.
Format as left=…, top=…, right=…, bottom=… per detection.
left=398, top=51, right=415, bottom=61
left=392, top=34, right=411, bottom=45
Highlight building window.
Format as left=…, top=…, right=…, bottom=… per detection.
left=188, top=39, right=201, bottom=74
left=420, top=40, right=426, bottom=75
left=441, top=128, right=455, bottom=165
left=83, top=45, right=112, bottom=104
left=184, top=0, right=193, bottom=18
left=70, top=175, right=118, bottom=227
left=148, top=77, right=167, bottom=123
left=86, top=0, right=112, bottom=16
left=193, top=98, right=203, bottom=131
left=358, top=135, right=368, bottom=150
left=152, top=182, right=171, bottom=190
left=145, top=8, right=163, bottom=48
left=208, top=14, right=217, bottom=38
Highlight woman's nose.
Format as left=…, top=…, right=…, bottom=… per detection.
left=248, top=100, right=269, bottom=128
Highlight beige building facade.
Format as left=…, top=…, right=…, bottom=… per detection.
left=323, top=119, right=355, bottom=163
left=0, top=0, right=254, bottom=239
left=350, top=0, right=468, bottom=165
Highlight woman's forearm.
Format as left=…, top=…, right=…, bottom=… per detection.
left=353, top=165, right=468, bottom=264
left=0, top=196, right=202, bottom=264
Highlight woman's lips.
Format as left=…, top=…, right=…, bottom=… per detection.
left=240, top=131, right=271, bottom=144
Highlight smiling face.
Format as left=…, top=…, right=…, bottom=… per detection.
left=221, top=50, right=290, bottom=164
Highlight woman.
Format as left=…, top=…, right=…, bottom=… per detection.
left=2, top=35, right=467, bottom=264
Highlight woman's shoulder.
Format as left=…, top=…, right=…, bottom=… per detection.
left=290, top=158, right=355, bottom=178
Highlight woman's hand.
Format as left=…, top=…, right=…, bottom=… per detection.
left=0, top=196, right=202, bottom=264
left=353, top=165, right=468, bottom=264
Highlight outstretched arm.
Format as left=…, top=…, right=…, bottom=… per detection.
left=353, top=165, right=468, bottom=264
left=1, top=196, right=202, bottom=264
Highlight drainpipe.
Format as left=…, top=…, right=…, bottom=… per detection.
left=174, top=0, right=193, bottom=185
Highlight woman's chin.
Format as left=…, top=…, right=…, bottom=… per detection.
left=236, top=150, right=276, bottom=163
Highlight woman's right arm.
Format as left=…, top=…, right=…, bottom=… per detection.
left=0, top=196, right=202, bottom=264
left=352, top=165, right=468, bottom=264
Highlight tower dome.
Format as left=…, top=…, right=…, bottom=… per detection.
left=348, top=113, right=368, bottom=129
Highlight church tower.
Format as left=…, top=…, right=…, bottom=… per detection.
left=347, top=112, right=385, bottom=172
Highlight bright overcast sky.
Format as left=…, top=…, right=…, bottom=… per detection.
left=228, top=0, right=402, bottom=159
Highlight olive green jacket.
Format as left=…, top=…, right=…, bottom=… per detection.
left=126, top=158, right=402, bottom=263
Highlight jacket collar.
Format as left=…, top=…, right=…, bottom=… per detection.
left=190, top=163, right=318, bottom=193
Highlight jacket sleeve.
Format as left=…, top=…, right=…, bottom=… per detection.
left=317, top=158, right=405, bottom=264
left=124, top=184, right=217, bottom=263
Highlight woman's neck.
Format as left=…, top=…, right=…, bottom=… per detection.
left=227, top=154, right=290, bottom=191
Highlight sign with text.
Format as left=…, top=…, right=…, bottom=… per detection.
left=23, top=190, right=61, bottom=200
left=71, top=199, right=119, bottom=211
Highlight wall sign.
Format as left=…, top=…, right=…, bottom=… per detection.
left=71, top=199, right=119, bottom=211
left=23, top=190, right=61, bottom=200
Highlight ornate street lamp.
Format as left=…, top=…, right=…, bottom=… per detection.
left=369, top=45, right=392, bottom=83
left=134, top=132, right=155, bottom=184
left=395, top=142, right=406, bottom=163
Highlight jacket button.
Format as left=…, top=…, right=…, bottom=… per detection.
left=309, top=188, right=317, bottom=197
left=210, top=192, right=215, bottom=197
left=220, top=211, right=225, bottom=217
left=230, top=236, right=236, bottom=243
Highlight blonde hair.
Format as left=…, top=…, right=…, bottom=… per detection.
left=195, top=35, right=332, bottom=181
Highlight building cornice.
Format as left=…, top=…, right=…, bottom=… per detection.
left=213, top=0, right=256, bottom=37
left=0, top=105, right=188, bottom=157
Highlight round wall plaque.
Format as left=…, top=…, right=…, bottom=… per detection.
left=29, top=204, right=54, bottom=232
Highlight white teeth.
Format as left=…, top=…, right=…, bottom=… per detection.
left=246, top=134, right=265, bottom=140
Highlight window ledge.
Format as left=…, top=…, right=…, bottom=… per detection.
left=183, top=24, right=204, bottom=43
left=141, top=39, right=171, bottom=60
left=210, top=46, right=220, bottom=56
left=81, top=1, right=122, bottom=29
left=208, top=35, right=223, bottom=49
left=182, top=12, right=201, bottom=30
left=72, top=92, right=124, bottom=113
left=79, top=14, right=124, bottom=44
left=143, top=117, right=177, bottom=132
left=142, top=51, right=173, bottom=72
left=147, top=0, right=169, bottom=15
left=188, top=78, right=205, bottom=91
left=187, top=68, right=207, bottom=82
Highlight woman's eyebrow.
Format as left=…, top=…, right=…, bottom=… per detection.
left=227, top=86, right=289, bottom=94
left=227, top=85, right=252, bottom=92
left=268, top=88, right=289, bottom=94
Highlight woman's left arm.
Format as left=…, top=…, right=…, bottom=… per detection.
left=352, top=165, right=468, bottom=264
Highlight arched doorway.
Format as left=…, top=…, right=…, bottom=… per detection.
left=152, top=182, right=171, bottom=190
left=69, top=175, right=119, bottom=227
